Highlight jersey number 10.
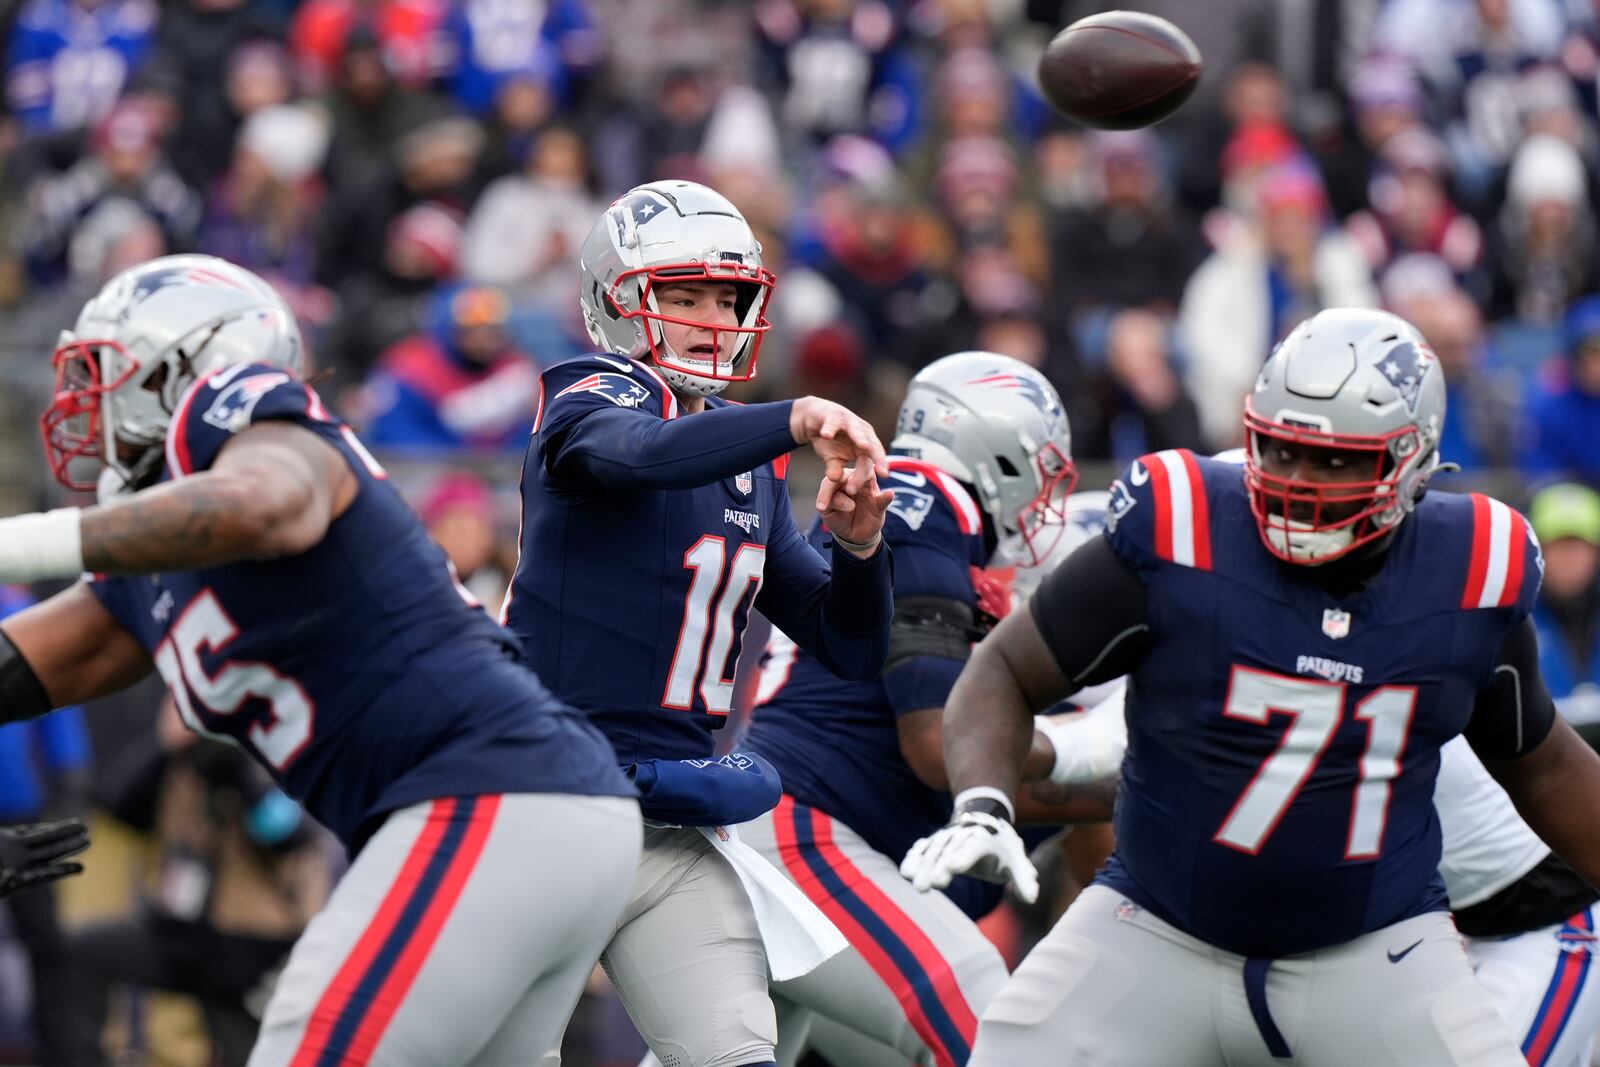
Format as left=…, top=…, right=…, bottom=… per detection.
left=1215, top=666, right=1417, bottom=858
left=663, top=536, right=767, bottom=714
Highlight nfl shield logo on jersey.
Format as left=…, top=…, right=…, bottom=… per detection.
left=1322, top=608, right=1352, bottom=640
left=735, top=471, right=753, bottom=495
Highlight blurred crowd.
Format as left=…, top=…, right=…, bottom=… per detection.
left=6, top=0, right=1600, bottom=1062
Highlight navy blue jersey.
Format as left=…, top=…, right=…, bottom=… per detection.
left=504, top=354, right=892, bottom=766
left=90, top=362, right=631, bottom=851
left=747, top=458, right=985, bottom=862
left=1092, top=449, right=1542, bottom=956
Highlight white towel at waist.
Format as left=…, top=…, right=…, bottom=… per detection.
left=697, top=823, right=848, bottom=981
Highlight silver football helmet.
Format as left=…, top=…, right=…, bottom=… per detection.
left=892, top=352, right=1076, bottom=565
left=43, top=255, right=303, bottom=492
left=1244, top=307, right=1446, bottom=565
left=578, top=180, right=775, bottom=398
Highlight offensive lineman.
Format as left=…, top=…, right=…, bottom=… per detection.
left=904, top=307, right=1600, bottom=1065
left=740, top=353, right=1109, bottom=1067
left=502, top=181, right=894, bottom=1067
left=0, top=255, right=642, bottom=1066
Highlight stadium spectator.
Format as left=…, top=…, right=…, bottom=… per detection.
left=1526, top=483, right=1600, bottom=738
left=752, top=0, right=917, bottom=153
left=70, top=697, right=326, bottom=1067
left=461, top=124, right=599, bottom=347
left=1400, top=282, right=1518, bottom=475
left=198, top=105, right=329, bottom=322
left=1521, top=293, right=1600, bottom=485
left=0, top=586, right=95, bottom=1067
left=1178, top=159, right=1378, bottom=447
left=288, top=0, right=447, bottom=93
left=1488, top=133, right=1599, bottom=326
left=316, top=25, right=448, bottom=200
left=19, top=99, right=200, bottom=286
left=4, top=0, right=157, bottom=138
left=442, top=0, right=597, bottom=117
left=1344, top=126, right=1485, bottom=297
left=1076, top=306, right=1205, bottom=463
left=160, top=40, right=292, bottom=193
left=358, top=284, right=537, bottom=451
left=420, top=470, right=511, bottom=607
left=1047, top=130, right=1202, bottom=331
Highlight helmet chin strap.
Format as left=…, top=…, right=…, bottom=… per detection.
left=648, top=324, right=730, bottom=399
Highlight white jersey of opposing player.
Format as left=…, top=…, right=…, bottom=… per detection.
left=1434, top=736, right=1548, bottom=907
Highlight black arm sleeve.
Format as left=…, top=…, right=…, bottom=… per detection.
left=1464, top=615, right=1558, bottom=760
left=1027, top=535, right=1151, bottom=688
left=0, top=629, right=51, bottom=724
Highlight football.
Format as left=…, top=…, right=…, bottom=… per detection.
left=1037, top=10, right=1202, bottom=130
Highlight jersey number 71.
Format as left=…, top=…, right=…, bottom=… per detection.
left=1214, top=666, right=1417, bottom=859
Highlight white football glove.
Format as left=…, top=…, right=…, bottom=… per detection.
left=900, top=809, right=1040, bottom=904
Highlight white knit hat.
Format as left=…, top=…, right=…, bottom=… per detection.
left=1507, top=134, right=1587, bottom=210
left=238, top=105, right=329, bottom=184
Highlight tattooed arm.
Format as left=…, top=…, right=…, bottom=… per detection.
left=80, top=423, right=356, bottom=574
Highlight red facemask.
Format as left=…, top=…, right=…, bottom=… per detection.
left=606, top=262, right=776, bottom=386
left=40, top=337, right=138, bottom=492
left=1243, top=400, right=1418, bottom=565
left=1012, top=442, right=1079, bottom=567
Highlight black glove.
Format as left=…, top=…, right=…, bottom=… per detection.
left=0, top=819, right=89, bottom=899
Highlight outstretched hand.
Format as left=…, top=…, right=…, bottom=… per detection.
left=817, top=462, right=893, bottom=554
left=790, top=396, right=889, bottom=493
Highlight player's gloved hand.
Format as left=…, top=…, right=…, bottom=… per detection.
left=900, top=797, right=1039, bottom=904
left=0, top=819, right=89, bottom=899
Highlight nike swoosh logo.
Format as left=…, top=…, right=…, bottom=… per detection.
left=1129, top=461, right=1150, bottom=486
left=890, top=470, right=928, bottom=487
left=1387, top=939, right=1423, bottom=964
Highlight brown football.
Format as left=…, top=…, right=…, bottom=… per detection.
left=1037, top=10, right=1201, bottom=130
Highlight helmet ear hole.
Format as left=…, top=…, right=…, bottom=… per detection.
left=996, top=455, right=1020, bottom=477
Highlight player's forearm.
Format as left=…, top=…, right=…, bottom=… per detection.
left=556, top=401, right=797, bottom=489
left=80, top=473, right=319, bottom=573
left=943, top=641, right=1039, bottom=806
left=1018, top=775, right=1119, bottom=824
left=809, top=544, right=893, bottom=679
left=1490, top=720, right=1600, bottom=891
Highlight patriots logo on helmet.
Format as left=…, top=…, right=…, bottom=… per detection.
left=1377, top=342, right=1432, bottom=415
left=965, top=372, right=1064, bottom=423
left=610, top=191, right=673, bottom=243
left=124, top=265, right=250, bottom=320
left=202, top=372, right=290, bottom=432
left=555, top=373, right=652, bottom=409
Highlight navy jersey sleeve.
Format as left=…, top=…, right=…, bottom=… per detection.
left=536, top=357, right=797, bottom=491
left=756, top=488, right=892, bottom=683
left=165, top=362, right=329, bottom=477
left=1460, top=496, right=1554, bottom=759
left=1103, top=449, right=1214, bottom=574
left=876, top=464, right=985, bottom=717
left=83, top=575, right=151, bottom=651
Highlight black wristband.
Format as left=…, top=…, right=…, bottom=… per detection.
left=0, top=629, right=51, bottom=723
left=956, top=796, right=1015, bottom=825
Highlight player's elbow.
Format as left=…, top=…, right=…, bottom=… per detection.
left=216, top=470, right=327, bottom=559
